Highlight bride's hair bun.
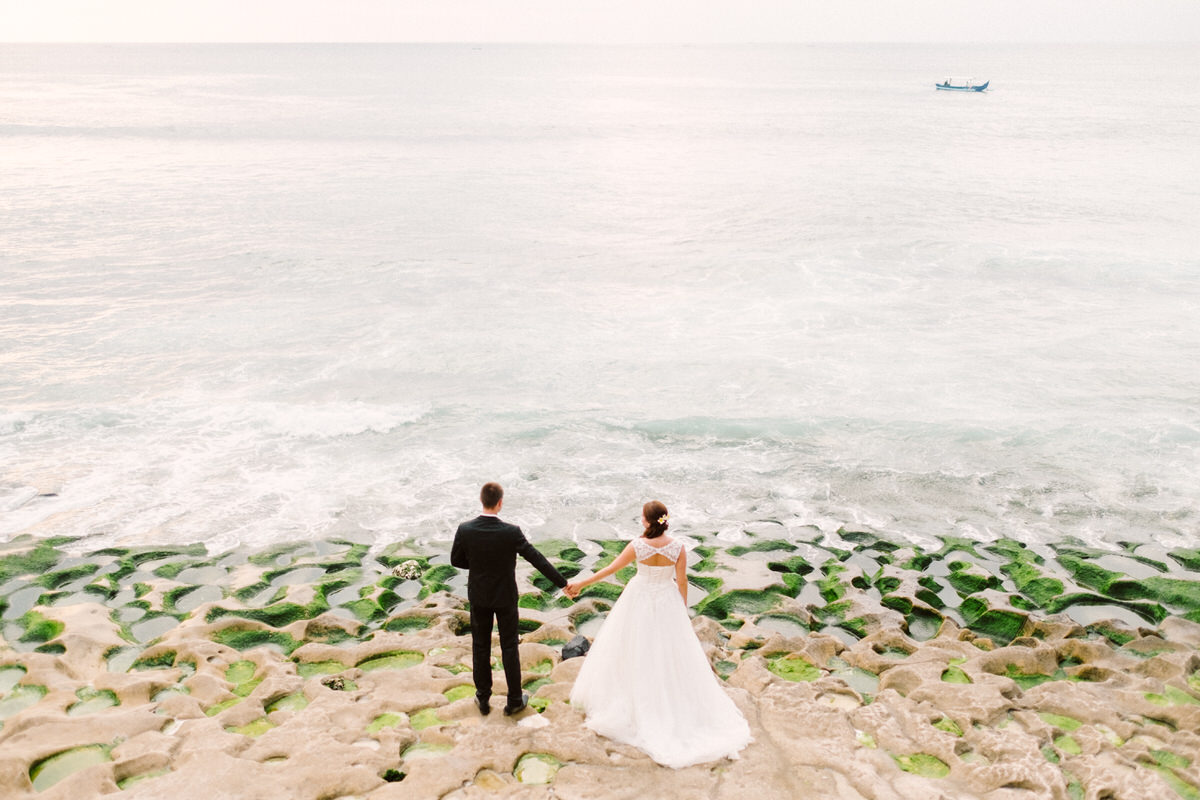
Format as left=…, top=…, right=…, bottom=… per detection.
left=643, top=500, right=669, bottom=539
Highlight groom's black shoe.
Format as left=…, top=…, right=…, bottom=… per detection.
left=503, top=693, right=529, bottom=716
left=476, top=696, right=491, bottom=716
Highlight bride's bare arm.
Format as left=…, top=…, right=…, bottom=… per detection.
left=565, top=542, right=636, bottom=596
left=675, top=549, right=687, bottom=602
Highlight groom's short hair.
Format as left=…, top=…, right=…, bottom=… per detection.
left=480, top=482, right=504, bottom=510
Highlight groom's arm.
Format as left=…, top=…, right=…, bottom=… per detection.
left=514, top=531, right=568, bottom=590
left=450, top=526, right=469, bottom=570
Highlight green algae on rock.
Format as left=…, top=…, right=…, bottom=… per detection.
left=207, top=598, right=329, bottom=629
left=1000, top=561, right=1066, bottom=608
left=1151, top=750, right=1192, bottom=770
left=443, top=684, right=474, bottom=702
left=0, top=538, right=65, bottom=585
left=576, top=582, right=624, bottom=602
left=892, top=753, right=950, bottom=779
left=29, top=744, right=112, bottom=792
left=1004, top=664, right=1068, bottom=690
left=36, top=562, right=100, bottom=591
left=513, top=753, right=562, bottom=784
left=932, top=717, right=963, bottom=736
left=696, top=589, right=783, bottom=620
left=224, top=660, right=258, bottom=685
left=765, top=653, right=821, bottom=682
left=210, top=626, right=302, bottom=655
left=767, top=555, right=814, bottom=575
left=1054, top=734, right=1083, bottom=756
left=410, top=707, right=453, bottom=730
left=9, top=532, right=1200, bottom=798
left=1145, top=686, right=1200, bottom=707
left=18, top=610, right=64, bottom=643
left=296, top=659, right=349, bottom=679
left=1150, top=765, right=1200, bottom=800
left=1109, top=576, right=1200, bottom=613
left=1039, top=712, right=1083, bottom=731
left=715, top=660, right=738, bottom=680
left=728, top=539, right=797, bottom=557
left=382, top=614, right=433, bottom=633
left=357, top=651, right=424, bottom=672
left=228, top=717, right=276, bottom=737
left=205, top=697, right=244, bottom=716
left=366, top=712, right=407, bottom=733
left=959, top=596, right=1030, bottom=643
left=523, top=677, right=552, bottom=694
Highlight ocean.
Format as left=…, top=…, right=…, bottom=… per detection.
left=1, top=43, right=1197, bottom=555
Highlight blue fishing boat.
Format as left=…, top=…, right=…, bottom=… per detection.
left=935, top=77, right=989, bottom=92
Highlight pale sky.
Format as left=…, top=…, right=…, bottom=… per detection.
left=2, top=0, right=1198, bottom=43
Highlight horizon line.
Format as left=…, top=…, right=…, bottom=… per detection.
left=4, top=39, right=1193, bottom=46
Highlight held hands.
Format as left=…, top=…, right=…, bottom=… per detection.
left=563, top=582, right=582, bottom=599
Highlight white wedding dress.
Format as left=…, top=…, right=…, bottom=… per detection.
left=569, top=537, right=752, bottom=768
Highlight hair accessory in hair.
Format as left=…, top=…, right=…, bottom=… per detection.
left=657, top=514, right=669, bottom=525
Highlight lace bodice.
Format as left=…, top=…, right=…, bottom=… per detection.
left=633, top=537, right=683, bottom=562
left=632, top=538, right=684, bottom=582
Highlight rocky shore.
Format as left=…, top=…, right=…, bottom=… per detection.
left=2, top=530, right=1199, bottom=799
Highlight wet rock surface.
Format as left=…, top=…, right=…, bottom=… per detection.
left=1, top=531, right=1199, bottom=798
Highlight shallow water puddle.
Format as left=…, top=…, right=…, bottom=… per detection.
left=513, top=753, right=562, bottom=784
left=106, top=647, right=138, bottom=673
left=30, top=744, right=112, bottom=792
left=906, top=609, right=943, bottom=641
left=67, top=688, right=119, bottom=716
left=357, top=651, right=423, bottom=672
left=0, top=684, right=46, bottom=721
left=265, top=692, right=308, bottom=713
left=173, top=584, right=223, bottom=613
left=117, top=768, right=170, bottom=790
left=401, top=743, right=452, bottom=760
left=754, top=614, right=809, bottom=638
left=0, top=665, right=27, bottom=693
left=131, top=616, right=179, bottom=642
left=174, top=566, right=228, bottom=585
left=152, top=686, right=190, bottom=702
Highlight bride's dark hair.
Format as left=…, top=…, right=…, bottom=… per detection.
left=642, top=500, right=669, bottom=539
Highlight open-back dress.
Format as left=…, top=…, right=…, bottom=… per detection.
left=568, top=537, right=752, bottom=768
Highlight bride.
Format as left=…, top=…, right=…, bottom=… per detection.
left=565, top=501, right=751, bottom=768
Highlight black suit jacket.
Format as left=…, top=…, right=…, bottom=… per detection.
left=450, top=515, right=567, bottom=608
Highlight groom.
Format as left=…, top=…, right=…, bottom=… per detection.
left=451, top=482, right=572, bottom=716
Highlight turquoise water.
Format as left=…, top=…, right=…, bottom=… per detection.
left=1, top=44, right=1197, bottom=551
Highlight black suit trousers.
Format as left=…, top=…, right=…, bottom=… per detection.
left=470, top=601, right=522, bottom=704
